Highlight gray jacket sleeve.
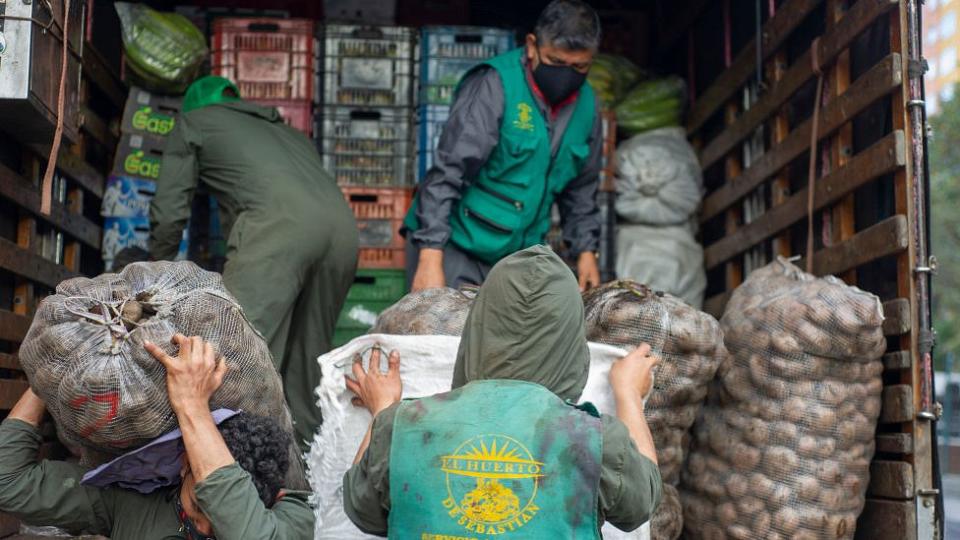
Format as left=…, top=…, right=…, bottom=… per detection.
left=411, top=68, right=504, bottom=248
left=556, top=96, right=604, bottom=257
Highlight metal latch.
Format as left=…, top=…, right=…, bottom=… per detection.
left=917, top=402, right=941, bottom=421
left=908, top=58, right=929, bottom=79
left=915, top=255, right=938, bottom=275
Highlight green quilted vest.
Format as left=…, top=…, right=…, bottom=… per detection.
left=404, top=48, right=596, bottom=265
left=387, top=380, right=602, bottom=539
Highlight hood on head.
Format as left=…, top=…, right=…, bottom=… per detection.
left=452, top=245, right=590, bottom=401
left=182, top=75, right=241, bottom=113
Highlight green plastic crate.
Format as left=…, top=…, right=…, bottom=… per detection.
left=333, top=270, right=408, bottom=347
left=345, top=269, right=407, bottom=302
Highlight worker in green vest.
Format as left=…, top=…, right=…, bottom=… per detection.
left=404, top=0, right=604, bottom=291
left=342, top=246, right=662, bottom=538
left=149, top=76, right=358, bottom=450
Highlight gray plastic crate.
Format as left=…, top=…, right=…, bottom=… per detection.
left=319, top=106, right=414, bottom=186
left=321, top=24, right=416, bottom=107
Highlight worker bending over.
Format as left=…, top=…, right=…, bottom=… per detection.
left=404, top=0, right=605, bottom=291
left=150, top=76, right=358, bottom=447
left=343, top=245, right=662, bottom=538
left=0, top=335, right=313, bottom=539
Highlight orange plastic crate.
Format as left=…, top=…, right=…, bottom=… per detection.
left=342, top=186, right=414, bottom=269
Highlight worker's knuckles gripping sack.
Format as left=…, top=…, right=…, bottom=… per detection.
left=20, top=261, right=292, bottom=463
left=680, top=257, right=886, bottom=540
left=583, top=281, right=727, bottom=540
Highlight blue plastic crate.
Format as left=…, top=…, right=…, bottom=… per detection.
left=419, top=26, right=515, bottom=105
left=416, top=104, right=451, bottom=181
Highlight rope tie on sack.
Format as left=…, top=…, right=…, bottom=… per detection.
left=806, top=37, right=824, bottom=274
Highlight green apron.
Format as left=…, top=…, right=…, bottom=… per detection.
left=387, top=379, right=602, bottom=539
left=404, top=48, right=596, bottom=265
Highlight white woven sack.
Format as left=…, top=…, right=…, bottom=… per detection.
left=308, top=334, right=652, bottom=540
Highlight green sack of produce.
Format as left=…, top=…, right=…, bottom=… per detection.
left=588, top=54, right=644, bottom=108
left=616, top=76, right=686, bottom=135
left=115, top=2, right=207, bottom=95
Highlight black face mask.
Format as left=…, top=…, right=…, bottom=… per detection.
left=533, top=48, right=587, bottom=105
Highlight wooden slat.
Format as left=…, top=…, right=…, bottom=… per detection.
left=705, top=131, right=906, bottom=269
left=0, top=309, right=30, bottom=344
left=855, top=498, right=916, bottom=540
left=883, top=350, right=911, bottom=370
left=0, top=236, right=79, bottom=289
left=0, top=353, right=21, bottom=371
left=0, top=163, right=101, bottom=248
left=876, top=433, right=913, bottom=454
left=701, top=52, right=903, bottom=222
left=0, top=513, right=18, bottom=537
left=699, top=0, right=899, bottom=171
left=704, top=225, right=910, bottom=317
left=686, top=0, right=822, bottom=134
left=868, top=460, right=914, bottom=499
left=56, top=152, right=104, bottom=199
left=880, top=384, right=915, bottom=424
left=81, top=45, right=126, bottom=110
left=883, top=298, right=911, bottom=336
left=799, top=215, right=909, bottom=278
left=0, top=379, right=29, bottom=410
left=79, top=105, right=118, bottom=150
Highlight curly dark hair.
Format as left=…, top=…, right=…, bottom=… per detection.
left=217, top=413, right=291, bottom=507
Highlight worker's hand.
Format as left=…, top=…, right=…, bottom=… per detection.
left=8, top=388, right=47, bottom=428
left=345, top=346, right=402, bottom=417
left=145, top=334, right=227, bottom=414
left=412, top=248, right=446, bottom=291
left=577, top=251, right=601, bottom=291
left=609, top=343, right=659, bottom=405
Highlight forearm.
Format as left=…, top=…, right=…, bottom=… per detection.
left=614, top=397, right=657, bottom=465
left=0, top=420, right=109, bottom=533
left=176, top=405, right=235, bottom=482
left=196, top=464, right=314, bottom=540
left=8, top=389, right=46, bottom=427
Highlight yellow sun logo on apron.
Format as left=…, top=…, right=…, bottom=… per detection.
left=440, top=434, right=542, bottom=535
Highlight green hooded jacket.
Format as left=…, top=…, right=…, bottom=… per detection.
left=0, top=419, right=314, bottom=539
left=342, top=245, right=662, bottom=536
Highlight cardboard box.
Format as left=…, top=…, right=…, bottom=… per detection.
left=102, top=216, right=189, bottom=271
left=112, top=133, right=167, bottom=180
left=121, top=87, right=182, bottom=138
left=101, top=176, right=156, bottom=218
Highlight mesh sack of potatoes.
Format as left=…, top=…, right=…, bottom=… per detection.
left=19, top=261, right=302, bottom=481
left=370, top=286, right=478, bottom=336
left=680, top=257, right=886, bottom=540
left=583, top=281, right=726, bottom=540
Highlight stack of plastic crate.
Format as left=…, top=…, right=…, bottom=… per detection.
left=102, top=87, right=188, bottom=270
left=417, top=26, right=515, bottom=181
left=211, top=18, right=318, bottom=136
left=318, top=24, right=416, bottom=187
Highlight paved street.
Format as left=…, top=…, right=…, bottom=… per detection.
left=944, top=473, right=959, bottom=538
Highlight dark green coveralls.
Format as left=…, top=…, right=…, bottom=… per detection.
left=150, top=85, right=358, bottom=448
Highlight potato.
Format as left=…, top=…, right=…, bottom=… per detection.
left=732, top=443, right=761, bottom=471
left=716, top=502, right=738, bottom=527
left=727, top=524, right=753, bottom=540
left=735, top=497, right=764, bottom=517
left=797, top=475, right=821, bottom=502
left=772, top=507, right=801, bottom=535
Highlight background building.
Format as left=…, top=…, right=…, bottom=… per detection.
left=924, top=0, right=960, bottom=113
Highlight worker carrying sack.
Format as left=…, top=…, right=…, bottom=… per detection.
left=680, top=257, right=886, bottom=540
left=583, top=281, right=727, bottom=540
left=19, top=261, right=299, bottom=476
